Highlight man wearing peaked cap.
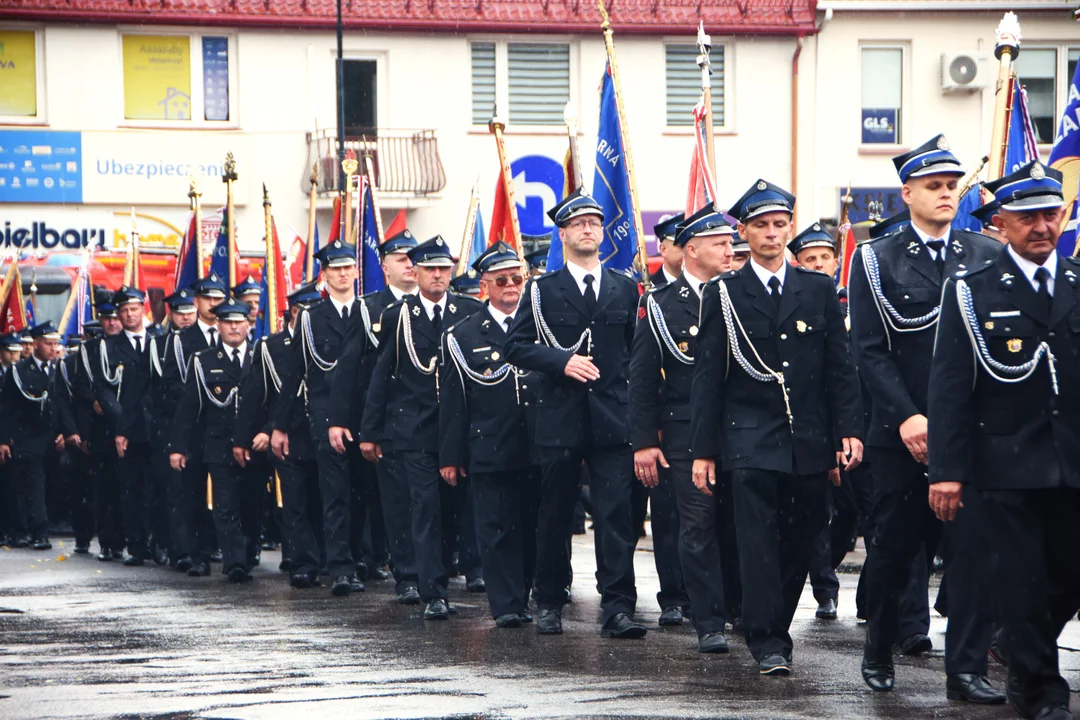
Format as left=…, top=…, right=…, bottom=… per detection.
left=437, top=240, right=540, bottom=627
left=651, top=212, right=685, bottom=287
left=929, top=160, right=1080, bottom=720
left=449, top=269, right=481, bottom=297
left=850, top=134, right=1003, bottom=699
left=0, top=332, right=18, bottom=546
left=165, top=288, right=197, bottom=330
left=525, top=247, right=548, bottom=277
left=730, top=230, right=750, bottom=271
left=0, top=321, right=63, bottom=551
left=868, top=209, right=912, bottom=241
left=788, top=223, right=837, bottom=271
left=52, top=323, right=95, bottom=555
left=691, top=179, right=864, bottom=676
left=631, top=204, right=739, bottom=652
left=359, top=233, right=484, bottom=619
left=506, top=183, right=648, bottom=640
left=273, top=238, right=369, bottom=596
left=233, top=276, right=262, bottom=322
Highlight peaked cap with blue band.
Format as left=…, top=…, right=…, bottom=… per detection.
left=380, top=229, right=418, bottom=257
left=547, top=188, right=605, bottom=228
left=407, top=236, right=455, bottom=267
left=674, top=205, right=734, bottom=247
left=893, top=134, right=965, bottom=183
left=982, top=160, right=1064, bottom=212
left=28, top=321, right=61, bottom=340
left=1, top=332, right=22, bottom=351
left=287, top=281, right=322, bottom=308
left=473, top=240, right=521, bottom=274
left=788, top=223, right=836, bottom=256
left=868, top=208, right=911, bottom=240
left=729, top=179, right=795, bottom=223
left=731, top=230, right=749, bottom=253
left=211, top=299, right=252, bottom=323
left=113, top=286, right=146, bottom=307
left=449, top=271, right=481, bottom=296
left=315, top=239, right=357, bottom=268
left=165, top=288, right=197, bottom=312
left=653, top=212, right=685, bottom=242
left=191, top=273, right=227, bottom=298
left=232, top=275, right=262, bottom=297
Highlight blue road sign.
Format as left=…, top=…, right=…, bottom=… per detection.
left=0, top=129, right=83, bottom=204
left=510, top=155, right=564, bottom=238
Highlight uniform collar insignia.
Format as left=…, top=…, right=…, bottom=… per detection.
left=481, top=319, right=490, bottom=327
left=951, top=240, right=964, bottom=255
left=1000, top=272, right=1015, bottom=288
left=412, top=305, right=421, bottom=316
left=906, top=241, right=921, bottom=256
left=678, top=285, right=689, bottom=298
left=448, top=303, right=456, bottom=313
left=217, top=351, right=223, bottom=358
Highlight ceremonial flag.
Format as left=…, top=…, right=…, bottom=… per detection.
left=282, top=224, right=306, bottom=291
left=952, top=185, right=984, bottom=233
left=592, top=61, right=638, bottom=273
left=0, top=264, right=28, bottom=333
left=173, top=211, right=201, bottom=294
left=59, top=259, right=93, bottom=341
left=209, top=206, right=236, bottom=285
left=490, top=164, right=518, bottom=248
left=254, top=222, right=287, bottom=340
left=385, top=209, right=407, bottom=239
left=685, top=95, right=718, bottom=216
left=470, top=207, right=487, bottom=264
left=835, top=223, right=857, bottom=288
left=1050, top=59, right=1080, bottom=256
left=358, top=176, right=386, bottom=295
left=327, top=193, right=344, bottom=245
left=544, top=145, right=577, bottom=272
left=24, top=292, right=35, bottom=327
left=1005, top=80, right=1039, bottom=175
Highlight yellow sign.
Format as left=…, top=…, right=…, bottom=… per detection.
left=122, top=35, right=191, bottom=121
left=0, top=31, right=37, bottom=116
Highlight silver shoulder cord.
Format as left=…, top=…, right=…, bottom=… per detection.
left=11, top=364, right=48, bottom=411
left=98, top=339, right=123, bottom=398
left=80, top=339, right=95, bottom=382
left=301, top=309, right=337, bottom=373
left=360, top=300, right=380, bottom=349
left=531, top=280, right=592, bottom=355
left=149, top=337, right=163, bottom=378
left=717, top=279, right=793, bottom=428
left=59, top=359, right=72, bottom=395
left=861, top=244, right=941, bottom=350
left=445, top=331, right=523, bottom=405
left=956, top=278, right=1059, bottom=394
left=646, top=294, right=693, bottom=365
left=397, top=304, right=440, bottom=397
left=173, top=333, right=188, bottom=383
left=193, top=355, right=239, bottom=413
left=260, top=340, right=283, bottom=404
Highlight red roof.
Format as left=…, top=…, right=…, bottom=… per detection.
left=0, top=0, right=818, bottom=36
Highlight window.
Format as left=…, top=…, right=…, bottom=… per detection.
left=469, top=40, right=572, bottom=127
left=860, top=46, right=903, bottom=144
left=1015, top=48, right=1057, bottom=144
left=343, top=59, right=377, bottom=134
left=121, top=33, right=234, bottom=124
left=0, top=28, right=43, bottom=121
left=665, top=44, right=725, bottom=128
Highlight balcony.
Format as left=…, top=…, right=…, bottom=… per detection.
left=306, top=128, right=447, bottom=207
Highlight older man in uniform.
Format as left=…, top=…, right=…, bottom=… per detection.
left=691, top=180, right=863, bottom=676
left=930, top=162, right=1080, bottom=720
left=850, top=135, right=1003, bottom=700
left=631, top=204, right=738, bottom=652
left=506, top=188, right=646, bottom=640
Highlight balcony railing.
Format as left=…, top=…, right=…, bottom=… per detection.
left=306, top=128, right=447, bottom=197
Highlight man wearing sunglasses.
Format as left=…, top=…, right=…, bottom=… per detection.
left=506, top=188, right=646, bottom=640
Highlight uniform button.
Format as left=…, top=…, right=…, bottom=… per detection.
left=1004, top=327, right=1011, bottom=332
left=780, top=334, right=788, bottom=340
left=903, top=294, right=910, bottom=300
left=1048, top=332, right=1056, bottom=338
left=522, top=385, right=528, bottom=389
left=782, top=361, right=789, bottom=368
left=1053, top=410, right=1060, bottom=417
left=523, top=402, right=529, bottom=406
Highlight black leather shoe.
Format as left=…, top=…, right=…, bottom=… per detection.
left=698, top=632, right=730, bottom=654
left=424, top=598, right=450, bottom=620
left=11, top=536, right=29, bottom=548
left=369, top=565, right=391, bottom=581
left=111, top=549, right=124, bottom=560
left=96, top=549, right=113, bottom=562
left=601, top=612, right=647, bottom=639
left=466, top=577, right=487, bottom=593
left=536, top=609, right=562, bottom=634
left=32, top=539, right=52, bottom=551
left=815, top=598, right=838, bottom=619
left=521, top=611, right=533, bottom=623
left=659, top=606, right=686, bottom=626
left=123, top=555, right=144, bottom=566
left=899, top=633, right=932, bottom=656
left=347, top=574, right=365, bottom=592
left=759, top=653, right=791, bottom=676
left=290, top=574, right=313, bottom=589
left=74, top=544, right=90, bottom=554
left=331, top=575, right=353, bottom=596
left=175, top=556, right=193, bottom=572
left=188, top=562, right=210, bottom=577
left=227, top=566, right=253, bottom=583
left=153, top=548, right=168, bottom=566
left=946, top=674, right=1006, bottom=704
left=1034, top=704, right=1075, bottom=720
left=988, top=630, right=1007, bottom=666
left=209, top=551, right=223, bottom=563
left=861, top=657, right=895, bottom=691
left=495, top=613, right=523, bottom=628
left=397, top=586, right=422, bottom=605
left=354, top=562, right=370, bottom=581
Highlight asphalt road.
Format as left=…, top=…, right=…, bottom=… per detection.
left=1, top=531, right=1076, bottom=720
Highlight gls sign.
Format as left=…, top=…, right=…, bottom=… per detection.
left=861, top=108, right=898, bottom=145
left=1, top=220, right=107, bottom=249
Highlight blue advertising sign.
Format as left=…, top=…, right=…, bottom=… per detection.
left=861, top=108, right=898, bottom=145
left=0, top=129, right=83, bottom=204
left=510, top=155, right=564, bottom=238
left=848, top=186, right=904, bottom=224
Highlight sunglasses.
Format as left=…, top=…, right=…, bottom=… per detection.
left=487, top=273, right=525, bottom=287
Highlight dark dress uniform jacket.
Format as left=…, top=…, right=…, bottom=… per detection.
left=94, top=334, right=154, bottom=444
left=0, top=358, right=57, bottom=457
left=630, top=275, right=701, bottom=458
left=849, top=227, right=1001, bottom=449
left=171, top=345, right=254, bottom=465
left=690, top=265, right=863, bottom=476
left=505, top=266, right=639, bottom=448
left=236, top=331, right=314, bottom=461
left=360, top=292, right=482, bottom=453
left=327, top=293, right=391, bottom=433
left=929, top=252, right=1080, bottom=490
left=438, top=304, right=538, bottom=474
left=53, top=354, right=79, bottom=439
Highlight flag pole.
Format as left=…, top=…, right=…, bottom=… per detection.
left=987, top=13, right=1021, bottom=182
left=563, top=102, right=583, bottom=190
left=597, top=0, right=649, bottom=288
left=306, top=161, right=318, bottom=281
left=489, top=106, right=526, bottom=265
left=124, top=209, right=138, bottom=287
left=263, top=184, right=281, bottom=334
left=458, top=179, right=481, bottom=276
left=362, top=154, right=386, bottom=245
left=696, top=22, right=717, bottom=196
left=222, top=152, right=238, bottom=289
left=342, top=150, right=358, bottom=247
left=188, top=177, right=204, bottom=275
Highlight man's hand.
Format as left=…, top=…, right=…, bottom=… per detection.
left=634, top=447, right=668, bottom=488
left=232, top=447, right=249, bottom=468
left=837, top=437, right=864, bottom=472
left=899, top=414, right=928, bottom=465
left=271, top=429, right=289, bottom=460
left=563, top=354, right=601, bottom=383
left=66, top=434, right=82, bottom=450
left=440, top=466, right=465, bottom=487
left=53, top=434, right=64, bottom=452
left=929, top=481, right=964, bottom=522
left=115, top=436, right=128, bottom=458
left=0, top=444, right=10, bottom=464
left=692, top=458, right=716, bottom=496
left=360, top=442, right=383, bottom=464
left=251, top=433, right=270, bottom=453
left=329, top=426, right=353, bottom=455
left=828, top=467, right=842, bottom=487
left=92, top=400, right=103, bottom=416
left=169, top=453, right=186, bottom=471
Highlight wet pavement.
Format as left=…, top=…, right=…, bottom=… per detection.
left=1, top=531, right=1076, bottom=720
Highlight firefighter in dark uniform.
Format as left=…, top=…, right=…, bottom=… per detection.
left=0, top=321, right=63, bottom=550
left=505, top=188, right=647, bottom=640
left=929, top=162, right=1080, bottom=720
left=236, top=282, right=324, bottom=588
left=359, top=235, right=483, bottom=619
left=631, top=205, right=738, bottom=653
left=690, top=180, right=864, bottom=676
left=439, top=241, right=540, bottom=627
left=53, top=333, right=95, bottom=554
left=0, top=332, right=24, bottom=545
left=850, top=135, right=1003, bottom=700
left=171, top=299, right=261, bottom=583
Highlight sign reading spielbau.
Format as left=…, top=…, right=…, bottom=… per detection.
left=0, top=208, right=222, bottom=251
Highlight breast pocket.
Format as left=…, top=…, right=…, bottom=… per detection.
left=605, top=310, right=628, bottom=325
left=796, top=314, right=826, bottom=336
left=548, top=313, right=579, bottom=327
left=742, top=321, right=772, bottom=340
left=892, top=286, right=932, bottom=306
left=984, top=316, right=1040, bottom=361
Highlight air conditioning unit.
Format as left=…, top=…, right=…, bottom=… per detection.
left=941, top=52, right=990, bottom=93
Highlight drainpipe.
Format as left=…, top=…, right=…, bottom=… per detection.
left=791, top=34, right=804, bottom=227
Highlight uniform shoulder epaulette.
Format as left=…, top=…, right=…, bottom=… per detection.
left=604, top=266, right=638, bottom=284
left=950, top=261, right=995, bottom=281
left=1063, top=255, right=1080, bottom=268
left=793, top=264, right=824, bottom=274
left=361, top=290, right=382, bottom=300
left=714, top=271, right=737, bottom=283
left=536, top=269, right=560, bottom=281
left=193, top=346, right=218, bottom=359
left=647, top=278, right=678, bottom=295
left=864, top=229, right=904, bottom=248
left=451, top=293, right=484, bottom=309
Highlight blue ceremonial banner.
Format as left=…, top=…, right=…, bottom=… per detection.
left=545, top=226, right=565, bottom=273
left=470, top=209, right=487, bottom=265
left=1050, top=61, right=1080, bottom=256
left=952, top=185, right=983, bottom=233
left=592, top=62, right=638, bottom=274
left=1005, top=82, right=1039, bottom=176
left=173, top=212, right=201, bottom=294
left=209, top=207, right=231, bottom=283
left=359, top=181, right=385, bottom=295
left=25, top=294, right=35, bottom=327
left=61, top=265, right=93, bottom=341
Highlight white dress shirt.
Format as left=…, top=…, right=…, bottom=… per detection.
left=662, top=265, right=680, bottom=286
left=749, top=257, right=788, bottom=294
left=1008, top=244, right=1057, bottom=295
left=124, top=328, right=145, bottom=353
left=197, top=319, right=217, bottom=347
left=389, top=285, right=419, bottom=302
left=566, top=259, right=603, bottom=296
left=910, top=221, right=952, bottom=262
left=487, top=304, right=515, bottom=332
left=418, top=293, right=448, bottom=322
left=329, top=295, right=354, bottom=318
left=226, top=340, right=248, bottom=368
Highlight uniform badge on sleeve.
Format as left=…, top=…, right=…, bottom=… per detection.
left=984, top=321, right=995, bottom=330
left=1007, top=338, right=1023, bottom=353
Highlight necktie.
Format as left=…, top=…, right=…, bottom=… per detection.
left=583, top=274, right=597, bottom=317
left=1035, top=267, right=1052, bottom=314
left=341, top=303, right=350, bottom=320
left=432, top=304, right=443, bottom=335
left=504, top=317, right=512, bottom=333
left=767, top=276, right=782, bottom=312
left=926, top=240, right=946, bottom=278
left=208, top=328, right=217, bottom=347
left=134, top=334, right=142, bottom=354
left=231, top=348, right=242, bottom=371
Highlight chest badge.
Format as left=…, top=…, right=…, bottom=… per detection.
left=449, top=303, right=457, bottom=313
left=372, top=322, right=381, bottom=333
left=677, top=341, right=689, bottom=353
left=483, top=368, right=492, bottom=377
left=490, top=351, right=500, bottom=361
left=214, top=386, right=222, bottom=395
left=412, top=305, right=421, bottom=317
left=1007, top=338, right=1023, bottom=353
left=796, top=320, right=808, bottom=333
left=984, top=321, right=995, bottom=330
left=689, top=325, right=699, bottom=337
